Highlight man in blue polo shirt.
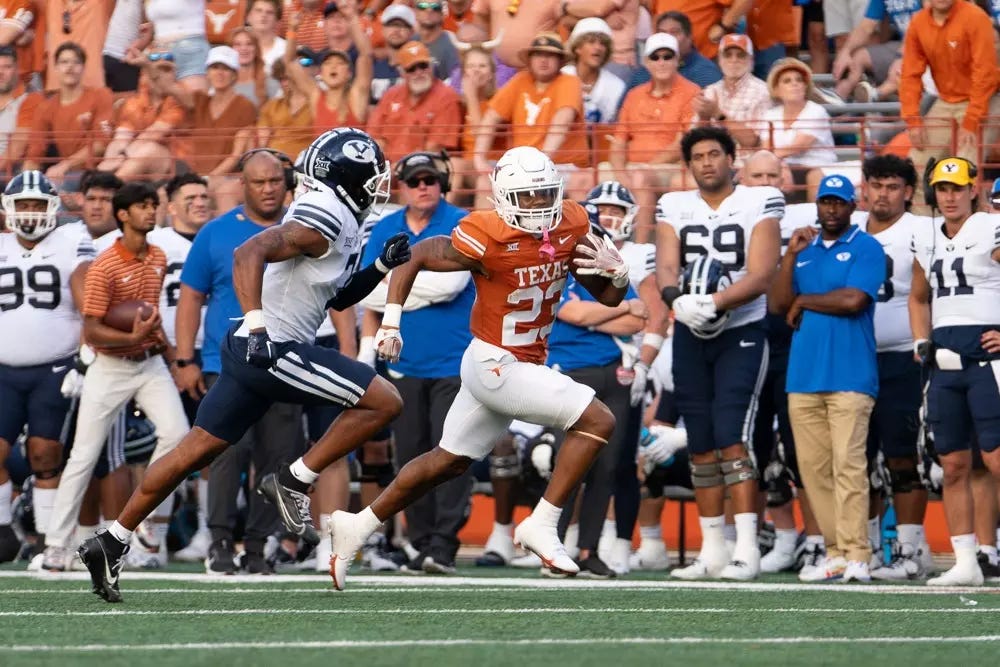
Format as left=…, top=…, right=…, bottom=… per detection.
left=770, top=174, right=885, bottom=584
left=360, top=151, right=474, bottom=574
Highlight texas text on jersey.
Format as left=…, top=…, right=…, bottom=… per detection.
left=656, top=184, right=785, bottom=329
left=0, top=224, right=94, bottom=366
left=450, top=199, right=591, bottom=364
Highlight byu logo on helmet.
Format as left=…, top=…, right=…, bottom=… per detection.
left=344, top=140, right=376, bottom=164
left=680, top=256, right=732, bottom=339
left=297, top=128, right=390, bottom=221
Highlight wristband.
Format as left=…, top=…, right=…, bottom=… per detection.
left=375, top=257, right=390, bottom=274
left=382, top=303, right=403, bottom=328
left=660, top=286, right=682, bottom=307
left=642, top=333, right=665, bottom=350
left=245, top=309, right=265, bottom=330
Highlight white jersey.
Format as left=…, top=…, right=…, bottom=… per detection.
left=147, top=227, right=205, bottom=349
left=857, top=212, right=930, bottom=353
left=619, top=240, right=656, bottom=290
left=657, top=185, right=785, bottom=329
left=0, top=224, right=95, bottom=366
left=237, top=191, right=363, bottom=343
left=912, top=212, right=1000, bottom=329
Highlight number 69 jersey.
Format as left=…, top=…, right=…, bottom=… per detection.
left=912, top=212, right=1000, bottom=330
left=450, top=200, right=591, bottom=364
left=0, top=224, right=95, bottom=366
left=656, top=184, right=785, bottom=329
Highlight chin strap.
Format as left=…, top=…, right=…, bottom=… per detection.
left=538, top=228, right=555, bottom=260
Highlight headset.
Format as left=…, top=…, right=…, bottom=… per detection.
left=922, top=156, right=977, bottom=211
left=236, top=148, right=297, bottom=192
left=393, top=150, right=453, bottom=194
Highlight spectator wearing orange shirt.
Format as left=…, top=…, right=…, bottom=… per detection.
left=0, top=45, right=41, bottom=169
left=609, top=32, right=699, bottom=239
left=46, top=0, right=114, bottom=91
left=746, top=0, right=796, bottom=80
left=367, top=41, right=462, bottom=163
left=279, top=0, right=329, bottom=52
left=0, top=0, right=39, bottom=86
left=25, top=43, right=114, bottom=187
left=97, top=52, right=192, bottom=182
left=474, top=32, right=591, bottom=195
left=443, top=0, right=474, bottom=32
left=650, top=0, right=751, bottom=60
left=901, top=0, right=1000, bottom=171
left=257, top=59, right=314, bottom=159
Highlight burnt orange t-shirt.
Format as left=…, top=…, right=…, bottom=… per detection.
left=747, top=0, right=798, bottom=50
left=82, top=238, right=168, bottom=357
left=185, top=91, right=258, bottom=173
left=117, top=86, right=190, bottom=133
left=45, top=0, right=115, bottom=90
left=26, top=87, right=114, bottom=165
left=450, top=199, right=590, bottom=364
left=367, top=79, right=462, bottom=163
left=614, top=78, right=700, bottom=163
left=652, top=0, right=731, bottom=60
left=489, top=71, right=588, bottom=167
left=279, top=0, right=327, bottom=51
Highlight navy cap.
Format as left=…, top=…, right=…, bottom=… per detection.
left=816, top=174, right=855, bottom=202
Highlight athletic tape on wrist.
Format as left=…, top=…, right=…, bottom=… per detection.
left=382, top=304, right=403, bottom=328
left=244, top=309, right=265, bottom=330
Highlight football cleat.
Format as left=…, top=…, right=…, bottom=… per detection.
left=841, top=560, right=871, bottom=583
left=629, top=540, right=671, bottom=571
left=607, top=538, right=631, bottom=576
left=927, top=560, right=984, bottom=587
left=760, top=547, right=798, bottom=573
left=205, top=539, right=238, bottom=575
left=720, top=548, right=760, bottom=581
left=475, top=529, right=514, bottom=567
left=797, top=542, right=826, bottom=576
left=256, top=473, right=320, bottom=546
left=977, top=552, right=1000, bottom=583
left=78, top=531, right=129, bottom=603
left=40, top=545, right=70, bottom=572
left=174, top=527, right=211, bottom=562
left=670, top=551, right=729, bottom=580
left=361, top=533, right=400, bottom=572
left=510, top=552, right=542, bottom=568
left=422, top=554, right=457, bottom=575
left=513, top=515, right=579, bottom=576
left=244, top=552, right=274, bottom=575
left=328, top=510, right=369, bottom=590
left=799, top=555, right=847, bottom=582
left=871, top=542, right=930, bottom=581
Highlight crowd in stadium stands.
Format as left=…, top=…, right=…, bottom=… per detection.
left=4, top=0, right=1000, bottom=585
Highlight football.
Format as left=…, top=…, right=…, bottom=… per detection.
left=103, top=299, right=154, bottom=332
left=570, top=233, right=600, bottom=269
left=570, top=234, right=610, bottom=294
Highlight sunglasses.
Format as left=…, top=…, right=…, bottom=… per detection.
left=405, top=175, right=439, bottom=188
left=648, top=51, right=676, bottom=62
left=298, top=57, right=315, bottom=67
left=404, top=61, right=430, bottom=73
left=62, top=9, right=71, bottom=34
left=415, top=2, right=443, bottom=10
left=148, top=52, right=175, bottom=63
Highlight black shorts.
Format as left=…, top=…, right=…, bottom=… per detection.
left=866, top=351, right=922, bottom=461
left=927, top=359, right=1000, bottom=455
left=195, top=325, right=378, bottom=443
left=0, top=357, right=74, bottom=444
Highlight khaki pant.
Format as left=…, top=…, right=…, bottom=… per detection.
left=788, top=391, right=875, bottom=563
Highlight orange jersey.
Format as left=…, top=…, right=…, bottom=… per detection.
left=450, top=200, right=590, bottom=364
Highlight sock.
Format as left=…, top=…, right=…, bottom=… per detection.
left=531, top=498, right=563, bottom=529
left=319, top=513, right=332, bottom=535
left=699, top=515, right=726, bottom=555
left=76, top=524, right=98, bottom=545
left=868, top=517, right=881, bottom=550
left=358, top=506, right=382, bottom=535
left=774, top=528, right=798, bottom=554
left=806, top=534, right=825, bottom=548
left=289, top=458, right=319, bottom=486
left=733, top=512, right=758, bottom=554
left=197, top=478, right=209, bottom=531
left=897, top=523, right=922, bottom=547
left=951, top=533, right=977, bottom=567
left=978, top=544, right=998, bottom=566
left=722, top=522, right=737, bottom=543
left=492, top=521, right=513, bottom=538
left=564, top=524, right=579, bottom=554
left=108, top=520, right=133, bottom=545
left=639, top=525, right=662, bottom=543
left=33, top=487, right=56, bottom=536
left=0, top=480, right=11, bottom=524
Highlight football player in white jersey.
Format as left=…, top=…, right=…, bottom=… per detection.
left=910, top=157, right=1000, bottom=586
left=585, top=180, right=669, bottom=573
left=79, top=128, right=412, bottom=603
left=854, top=155, right=936, bottom=580
left=0, top=171, right=94, bottom=561
left=655, top=127, right=784, bottom=581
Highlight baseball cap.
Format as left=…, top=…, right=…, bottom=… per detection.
left=991, top=176, right=1000, bottom=204
left=816, top=175, right=855, bottom=202
left=719, top=34, right=754, bottom=56
left=381, top=4, right=416, bottom=27
left=397, top=41, right=432, bottom=70
left=323, top=2, right=340, bottom=17
left=397, top=152, right=443, bottom=182
left=929, top=157, right=976, bottom=187
left=205, top=45, right=239, bottom=72
left=643, top=32, right=679, bottom=58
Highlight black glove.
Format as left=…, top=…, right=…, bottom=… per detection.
left=376, top=233, right=412, bottom=272
left=246, top=330, right=278, bottom=369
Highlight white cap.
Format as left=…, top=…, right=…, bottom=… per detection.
left=206, top=45, right=239, bottom=71
left=569, top=17, right=613, bottom=44
left=381, top=4, right=416, bottom=28
left=643, top=32, right=679, bottom=58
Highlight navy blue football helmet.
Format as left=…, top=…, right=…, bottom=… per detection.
left=2, top=170, right=60, bottom=240
left=584, top=180, right=638, bottom=241
left=680, top=255, right=732, bottom=339
left=297, top=128, right=390, bottom=221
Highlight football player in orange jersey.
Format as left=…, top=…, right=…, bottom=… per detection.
left=325, top=146, right=631, bottom=589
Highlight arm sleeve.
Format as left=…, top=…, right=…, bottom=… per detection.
left=654, top=193, right=679, bottom=231
left=288, top=195, right=343, bottom=247
left=116, top=98, right=140, bottom=132
left=845, top=238, right=887, bottom=300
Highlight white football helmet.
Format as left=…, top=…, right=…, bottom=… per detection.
left=2, top=170, right=61, bottom=241
left=490, top=146, right=565, bottom=234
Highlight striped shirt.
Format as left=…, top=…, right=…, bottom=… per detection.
left=82, top=238, right=167, bottom=357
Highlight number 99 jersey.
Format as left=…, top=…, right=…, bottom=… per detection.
left=0, top=224, right=95, bottom=366
left=656, top=184, right=785, bottom=329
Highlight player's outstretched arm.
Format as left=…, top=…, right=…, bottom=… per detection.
left=714, top=217, right=781, bottom=311
left=326, top=233, right=412, bottom=311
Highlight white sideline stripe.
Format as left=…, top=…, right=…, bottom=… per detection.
left=2, top=607, right=1000, bottom=618
left=0, top=570, right=997, bottom=594
left=6, top=636, right=1000, bottom=652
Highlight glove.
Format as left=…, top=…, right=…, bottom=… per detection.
left=629, top=361, right=649, bottom=407
left=375, top=232, right=412, bottom=273
left=572, top=232, right=630, bottom=287
left=530, top=434, right=555, bottom=479
left=374, top=325, right=403, bottom=363
left=60, top=369, right=85, bottom=398
left=914, top=338, right=933, bottom=366
left=672, top=294, right=717, bottom=329
left=641, top=424, right=688, bottom=465
left=246, top=330, right=278, bottom=369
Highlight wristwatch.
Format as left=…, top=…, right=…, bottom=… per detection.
left=174, top=358, right=197, bottom=368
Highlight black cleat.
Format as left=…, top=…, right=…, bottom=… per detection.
left=206, top=539, right=237, bottom=575
left=78, top=531, right=128, bottom=603
left=244, top=551, right=274, bottom=575
left=256, top=473, right=320, bottom=546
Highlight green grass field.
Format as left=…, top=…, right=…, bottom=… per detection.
left=2, top=565, right=1000, bottom=667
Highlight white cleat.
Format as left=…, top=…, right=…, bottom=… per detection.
left=799, top=556, right=847, bottom=582
left=478, top=530, right=515, bottom=566
left=327, top=510, right=370, bottom=591
left=607, top=538, right=631, bottom=576
left=670, top=552, right=728, bottom=580
left=629, top=541, right=671, bottom=571
left=760, top=548, right=797, bottom=574
left=174, top=528, right=211, bottom=562
left=720, top=548, right=760, bottom=581
left=871, top=543, right=930, bottom=581
left=513, top=516, right=579, bottom=576
left=510, top=552, right=542, bottom=568
left=842, top=560, right=871, bottom=583
left=926, top=562, right=984, bottom=587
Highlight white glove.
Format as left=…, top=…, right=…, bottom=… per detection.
left=929, top=462, right=944, bottom=490
left=374, top=326, right=403, bottom=363
left=358, top=336, right=377, bottom=368
left=672, top=294, right=717, bottom=329
left=642, top=424, right=688, bottom=465
left=60, top=368, right=85, bottom=399
left=572, top=233, right=630, bottom=287
left=630, top=361, right=649, bottom=407
left=530, top=435, right=555, bottom=480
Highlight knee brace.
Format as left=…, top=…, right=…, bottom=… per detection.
left=889, top=464, right=922, bottom=495
left=720, top=457, right=757, bottom=486
left=489, top=453, right=521, bottom=479
left=689, top=460, right=724, bottom=488
left=359, top=462, right=395, bottom=487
